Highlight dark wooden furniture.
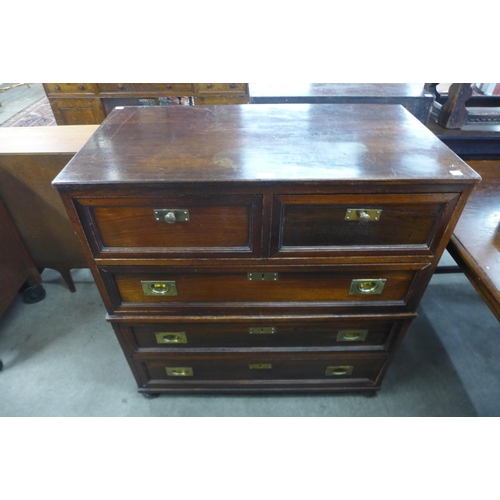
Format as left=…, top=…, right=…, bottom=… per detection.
left=43, top=84, right=250, bottom=125
left=53, top=104, right=479, bottom=397
left=0, top=125, right=99, bottom=291
left=447, top=160, right=500, bottom=321
left=249, top=83, right=433, bottom=123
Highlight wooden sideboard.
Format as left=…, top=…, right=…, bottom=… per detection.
left=0, top=125, right=98, bottom=291
left=249, top=83, right=433, bottom=123
left=43, top=83, right=250, bottom=125
left=53, top=104, right=480, bottom=397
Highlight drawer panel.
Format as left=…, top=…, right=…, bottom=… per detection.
left=272, top=193, right=460, bottom=257
left=116, top=316, right=412, bottom=350
left=74, top=195, right=262, bottom=258
left=96, top=83, right=193, bottom=93
left=102, top=264, right=428, bottom=312
left=138, top=352, right=387, bottom=383
left=45, top=83, right=95, bottom=94
left=195, top=83, right=247, bottom=93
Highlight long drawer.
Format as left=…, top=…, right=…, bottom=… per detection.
left=112, top=316, right=414, bottom=350
left=132, top=351, right=388, bottom=390
left=100, top=263, right=430, bottom=313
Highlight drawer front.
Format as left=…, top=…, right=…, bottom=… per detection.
left=102, top=264, right=427, bottom=312
left=45, top=83, right=95, bottom=94
left=195, top=83, right=247, bottom=93
left=96, top=83, right=193, bottom=93
left=117, top=316, right=412, bottom=350
left=74, top=195, right=262, bottom=258
left=272, top=193, right=460, bottom=257
left=137, top=352, right=387, bottom=384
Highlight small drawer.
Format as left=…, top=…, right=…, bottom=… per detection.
left=96, top=83, right=193, bottom=93
left=272, top=192, right=460, bottom=257
left=45, top=83, right=95, bottom=94
left=74, top=194, right=262, bottom=258
left=137, top=351, right=387, bottom=385
left=195, top=83, right=247, bottom=93
left=116, top=316, right=412, bottom=350
left=102, top=263, right=428, bottom=313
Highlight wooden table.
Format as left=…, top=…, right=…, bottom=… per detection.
left=249, top=83, right=433, bottom=123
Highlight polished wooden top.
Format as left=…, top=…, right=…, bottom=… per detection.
left=0, top=125, right=99, bottom=154
left=53, top=104, right=480, bottom=188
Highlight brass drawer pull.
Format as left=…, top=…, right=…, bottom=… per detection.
left=326, top=365, right=354, bottom=376
left=166, top=367, right=193, bottom=376
left=249, top=363, right=272, bottom=369
left=349, top=278, right=386, bottom=295
left=141, top=280, right=178, bottom=296
left=156, top=332, right=187, bottom=344
left=78, top=85, right=85, bottom=90
left=249, top=327, right=276, bottom=334
left=54, top=85, right=60, bottom=90
left=337, top=330, right=368, bottom=342
left=345, top=209, right=382, bottom=222
left=154, top=209, right=190, bottom=224
left=248, top=272, right=278, bottom=281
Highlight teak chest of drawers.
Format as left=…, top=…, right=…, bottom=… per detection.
left=53, top=104, right=480, bottom=397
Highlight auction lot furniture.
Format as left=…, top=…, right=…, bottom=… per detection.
left=53, top=104, right=480, bottom=397
left=43, top=84, right=249, bottom=125
left=0, top=125, right=98, bottom=291
left=249, top=83, right=433, bottom=123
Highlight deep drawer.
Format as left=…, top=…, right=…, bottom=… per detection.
left=74, top=194, right=262, bottom=258
left=272, top=193, right=460, bottom=257
left=135, top=351, right=387, bottom=384
left=100, top=263, right=429, bottom=313
left=114, top=316, right=413, bottom=350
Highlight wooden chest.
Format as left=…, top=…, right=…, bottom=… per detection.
left=53, top=104, right=480, bottom=396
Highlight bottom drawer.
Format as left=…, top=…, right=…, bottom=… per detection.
left=132, top=352, right=388, bottom=392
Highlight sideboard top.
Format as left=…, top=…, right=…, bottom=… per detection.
left=53, top=104, right=480, bottom=188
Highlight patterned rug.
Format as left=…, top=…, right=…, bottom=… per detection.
left=1, top=96, right=56, bottom=127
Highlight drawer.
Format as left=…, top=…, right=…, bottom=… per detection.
left=135, top=351, right=387, bottom=386
left=96, top=83, right=193, bottom=93
left=272, top=193, right=460, bottom=257
left=114, top=316, right=413, bottom=350
left=101, top=263, right=429, bottom=313
left=45, top=83, right=95, bottom=94
left=195, top=83, right=247, bottom=93
left=74, top=194, right=262, bottom=258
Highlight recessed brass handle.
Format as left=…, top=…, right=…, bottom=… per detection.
left=166, top=367, right=193, bottom=376
left=337, top=330, right=368, bottom=342
left=207, top=83, right=213, bottom=88
left=326, top=365, right=354, bottom=376
left=78, top=85, right=85, bottom=90
left=141, top=281, right=178, bottom=296
left=156, top=332, right=187, bottom=344
left=349, top=278, right=386, bottom=295
left=345, top=209, right=382, bottom=222
left=54, top=85, right=60, bottom=90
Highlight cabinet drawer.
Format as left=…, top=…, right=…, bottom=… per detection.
left=195, top=83, right=247, bottom=93
left=116, top=316, right=412, bottom=350
left=74, top=195, right=262, bottom=258
left=96, top=83, right=193, bottom=93
left=137, top=351, right=387, bottom=384
left=45, top=83, right=95, bottom=94
left=272, top=193, right=460, bottom=257
left=102, top=264, right=428, bottom=312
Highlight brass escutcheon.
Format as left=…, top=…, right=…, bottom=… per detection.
left=156, top=332, right=187, bottom=344
left=349, top=279, right=386, bottom=295
left=141, top=281, right=178, bottom=296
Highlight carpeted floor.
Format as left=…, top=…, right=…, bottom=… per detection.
left=0, top=95, right=56, bottom=127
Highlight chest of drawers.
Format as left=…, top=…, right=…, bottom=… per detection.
left=53, top=104, right=480, bottom=397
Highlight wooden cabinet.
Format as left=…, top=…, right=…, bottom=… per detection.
left=43, top=83, right=249, bottom=125
left=52, top=104, right=480, bottom=396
